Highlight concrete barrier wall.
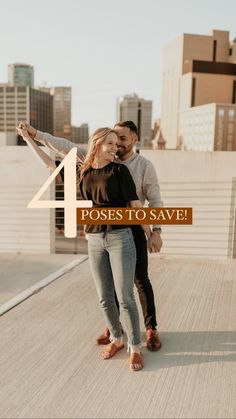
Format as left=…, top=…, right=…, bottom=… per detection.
left=1, top=147, right=236, bottom=258
left=0, top=147, right=55, bottom=253
left=141, top=150, right=236, bottom=258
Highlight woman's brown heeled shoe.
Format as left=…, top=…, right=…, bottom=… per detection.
left=100, top=342, right=124, bottom=360
left=129, top=352, right=144, bottom=372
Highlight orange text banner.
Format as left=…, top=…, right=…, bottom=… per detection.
left=76, top=207, right=193, bottom=225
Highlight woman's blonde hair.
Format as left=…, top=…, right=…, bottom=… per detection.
left=79, top=127, right=118, bottom=178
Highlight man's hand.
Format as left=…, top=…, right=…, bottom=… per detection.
left=148, top=231, right=163, bottom=253
left=17, top=122, right=37, bottom=139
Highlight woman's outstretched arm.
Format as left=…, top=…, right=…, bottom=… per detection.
left=17, top=126, right=57, bottom=170
left=17, top=122, right=85, bottom=163
left=16, top=125, right=64, bottom=184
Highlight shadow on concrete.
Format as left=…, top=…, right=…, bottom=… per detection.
left=143, top=331, right=236, bottom=371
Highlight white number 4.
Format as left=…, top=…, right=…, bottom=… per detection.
left=28, top=148, right=92, bottom=238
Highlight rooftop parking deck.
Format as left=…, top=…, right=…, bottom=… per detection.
left=0, top=254, right=236, bottom=418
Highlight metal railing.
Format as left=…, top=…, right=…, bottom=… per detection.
left=55, top=185, right=87, bottom=254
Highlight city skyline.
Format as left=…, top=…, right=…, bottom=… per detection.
left=1, top=0, right=236, bottom=134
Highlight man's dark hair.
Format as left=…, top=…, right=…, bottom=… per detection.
left=114, top=120, right=138, bottom=135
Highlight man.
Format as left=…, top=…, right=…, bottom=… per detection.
left=18, top=120, right=163, bottom=351
left=96, top=121, right=163, bottom=351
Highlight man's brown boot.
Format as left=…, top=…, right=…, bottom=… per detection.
left=146, top=328, right=162, bottom=352
left=96, top=328, right=111, bottom=345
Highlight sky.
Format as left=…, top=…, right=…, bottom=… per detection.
left=1, top=0, right=236, bottom=134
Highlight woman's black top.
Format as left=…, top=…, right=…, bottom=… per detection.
left=78, top=162, right=138, bottom=233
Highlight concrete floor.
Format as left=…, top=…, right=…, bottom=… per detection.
left=0, top=253, right=86, bottom=305
left=0, top=255, right=236, bottom=418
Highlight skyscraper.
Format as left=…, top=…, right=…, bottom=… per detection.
left=0, top=85, right=53, bottom=146
left=161, top=29, right=236, bottom=150
left=71, top=123, right=89, bottom=144
left=117, top=94, right=152, bottom=147
left=39, top=86, right=72, bottom=138
left=8, top=63, right=34, bottom=87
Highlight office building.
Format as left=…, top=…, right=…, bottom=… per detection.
left=0, top=85, right=53, bottom=145
left=39, top=86, right=71, bottom=138
left=117, top=94, right=152, bottom=147
left=8, top=63, right=34, bottom=87
left=161, top=29, right=236, bottom=150
left=71, top=124, right=89, bottom=144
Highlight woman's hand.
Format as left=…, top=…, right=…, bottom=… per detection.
left=16, top=123, right=29, bottom=141
left=17, top=122, right=37, bottom=139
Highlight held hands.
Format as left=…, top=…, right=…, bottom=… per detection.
left=147, top=232, right=163, bottom=253
left=16, top=122, right=37, bottom=139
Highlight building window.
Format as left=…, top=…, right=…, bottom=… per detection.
left=228, top=123, right=234, bottom=134
left=191, top=78, right=196, bottom=107
left=228, top=109, right=235, bottom=120
left=232, top=81, right=236, bottom=104
left=213, top=40, right=217, bottom=61
left=17, top=87, right=26, bottom=92
left=227, top=135, right=233, bottom=151
left=6, top=87, right=15, bottom=92
left=216, top=109, right=225, bottom=150
left=218, top=109, right=225, bottom=117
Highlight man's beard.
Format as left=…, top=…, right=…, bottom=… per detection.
left=116, top=148, right=125, bottom=156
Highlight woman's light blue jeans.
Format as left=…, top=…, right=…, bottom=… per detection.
left=87, top=228, right=141, bottom=348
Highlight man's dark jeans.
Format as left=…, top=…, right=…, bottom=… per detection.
left=114, top=226, right=157, bottom=329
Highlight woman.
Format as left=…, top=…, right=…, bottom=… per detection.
left=17, top=124, right=151, bottom=371
left=78, top=127, right=152, bottom=371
